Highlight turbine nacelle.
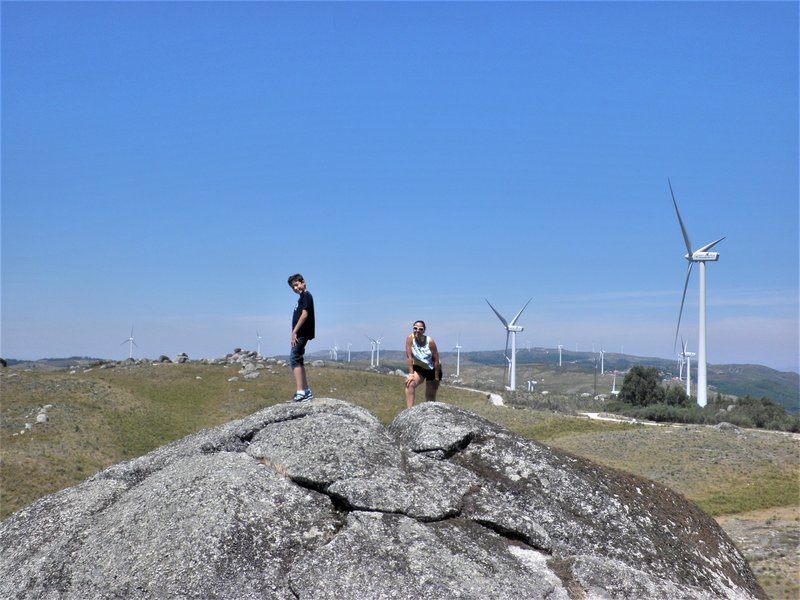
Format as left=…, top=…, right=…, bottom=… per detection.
left=688, top=251, right=720, bottom=262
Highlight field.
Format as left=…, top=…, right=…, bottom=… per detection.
left=1, top=359, right=798, bottom=598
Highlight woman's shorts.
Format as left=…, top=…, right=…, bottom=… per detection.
left=414, top=364, right=443, bottom=381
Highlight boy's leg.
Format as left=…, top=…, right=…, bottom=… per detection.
left=290, top=337, right=311, bottom=398
left=293, top=365, right=308, bottom=391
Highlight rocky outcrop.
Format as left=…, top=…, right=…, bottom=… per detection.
left=0, top=400, right=765, bottom=599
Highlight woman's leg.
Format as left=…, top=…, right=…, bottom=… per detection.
left=405, top=372, right=423, bottom=409
left=425, top=379, right=439, bottom=401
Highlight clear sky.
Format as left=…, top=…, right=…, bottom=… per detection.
left=2, top=1, right=798, bottom=372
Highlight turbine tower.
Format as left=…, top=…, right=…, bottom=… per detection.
left=347, top=343, right=352, bottom=363
left=558, top=344, right=563, bottom=367
left=366, top=336, right=376, bottom=367
left=485, top=298, right=532, bottom=391
left=256, top=331, right=263, bottom=357
left=670, top=180, right=725, bottom=408
left=121, top=327, right=138, bottom=359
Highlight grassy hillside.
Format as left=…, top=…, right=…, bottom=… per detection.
left=2, top=361, right=798, bottom=598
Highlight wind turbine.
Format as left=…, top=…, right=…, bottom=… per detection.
left=611, top=371, right=619, bottom=396
left=366, top=336, right=376, bottom=367
left=599, top=347, right=605, bottom=376
left=670, top=180, right=725, bottom=408
left=121, top=327, right=138, bottom=359
left=454, top=335, right=462, bottom=377
left=347, top=343, right=352, bottom=363
left=558, top=344, right=563, bottom=367
left=256, top=331, right=263, bottom=357
left=485, top=298, right=532, bottom=391
left=680, top=340, right=696, bottom=399
left=367, top=336, right=384, bottom=367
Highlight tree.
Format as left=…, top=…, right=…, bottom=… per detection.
left=665, top=384, right=689, bottom=407
left=619, top=366, right=666, bottom=407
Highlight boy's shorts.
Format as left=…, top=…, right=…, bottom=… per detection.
left=290, top=337, right=309, bottom=368
left=413, top=364, right=443, bottom=381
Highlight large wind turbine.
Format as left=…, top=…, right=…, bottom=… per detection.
left=670, top=180, right=725, bottom=408
left=485, top=298, right=532, bottom=391
left=121, top=327, right=138, bottom=359
left=256, top=331, right=263, bottom=357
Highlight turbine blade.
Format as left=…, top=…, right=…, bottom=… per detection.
left=669, top=179, right=693, bottom=255
left=509, top=297, right=533, bottom=326
left=485, top=299, right=509, bottom=328
left=674, top=262, right=693, bottom=353
left=697, top=236, right=726, bottom=253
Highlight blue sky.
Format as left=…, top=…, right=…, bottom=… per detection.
left=2, top=1, right=798, bottom=372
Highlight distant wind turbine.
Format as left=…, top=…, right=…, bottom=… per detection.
left=611, top=371, right=619, bottom=396
left=670, top=180, right=725, bottom=408
left=485, top=298, right=532, bottom=391
left=256, top=331, right=263, bottom=357
left=454, top=335, right=462, bottom=378
left=347, top=343, right=352, bottom=363
left=599, top=347, right=606, bottom=376
left=558, top=344, right=563, bottom=367
left=680, top=339, right=696, bottom=399
left=367, top=336, right=384, bottom=367
left=121, top=327, right=138, bottom=359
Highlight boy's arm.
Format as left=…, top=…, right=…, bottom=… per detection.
left=291, top=309, right=308, bottom=345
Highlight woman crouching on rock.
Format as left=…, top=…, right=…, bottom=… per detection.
left=404, top=320, right=442, bottom=409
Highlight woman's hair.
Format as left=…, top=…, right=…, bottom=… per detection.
left=413, top=320, right=426, bottom=330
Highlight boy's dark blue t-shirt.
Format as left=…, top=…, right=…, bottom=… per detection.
left=293, top=290, right=315, bottom=340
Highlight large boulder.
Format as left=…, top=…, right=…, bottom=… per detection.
left=0, top=399, right=765, bottom=599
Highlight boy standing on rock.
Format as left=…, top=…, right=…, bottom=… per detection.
left=288, top=273, right=315, bottom=402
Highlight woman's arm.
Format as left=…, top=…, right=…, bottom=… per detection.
left=429, top=338, right=440, bottom=369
